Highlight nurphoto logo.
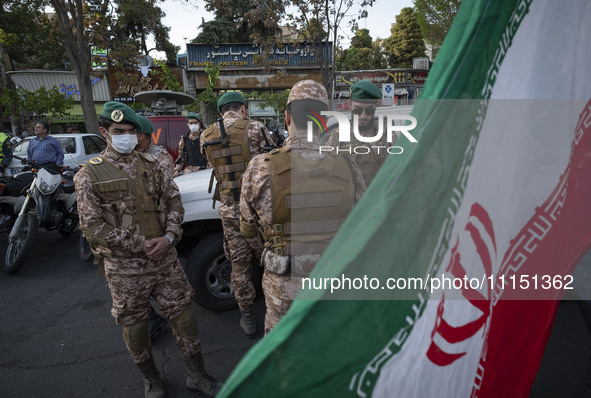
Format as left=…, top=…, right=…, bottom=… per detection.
left=306, top=111, right=419, bottom=155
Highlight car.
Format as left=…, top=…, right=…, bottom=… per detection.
left=3, top=133, right=107, bottom=175
left=173, top=169, right=263, bottom=312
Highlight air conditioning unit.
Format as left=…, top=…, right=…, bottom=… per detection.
left=413, top=57, right=430, bottom=70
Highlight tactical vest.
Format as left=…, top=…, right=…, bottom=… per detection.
left=202, top=118, right=252, bottom=203
left=0, top=132, right=9, bottom=160
left=355, top=152, right=384, bottom=185
left=183, top=133, right=207, bottom=167
left=84, top=153, right=166, bottom=243
left=260, top=147, right=355, bottom=258
left=334, top=123, right=388, bottom=185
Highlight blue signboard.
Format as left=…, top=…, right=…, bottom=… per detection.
left=186, top=42, right=332, bottom=70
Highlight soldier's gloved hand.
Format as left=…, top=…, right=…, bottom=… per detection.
left=0, top=164, right=5, bottom=174
left=144, top=236, right=170, bottom=261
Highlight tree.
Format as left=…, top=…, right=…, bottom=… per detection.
left=185, top=63, right=220, bottom=124
left=383, top=7, right=426, bottom=68
left=193, top=17, right=238, bottom=43
left=336, top=29, right=387, bottom=71
left=414, top=0, right=462, bottom=58
left=49, top=0, right=103, bottom=135
left=351, top=28, right=372, bottom=49
left=42, top=0, right=180, bottom=135
left=0, top=0, right=67, bottom=70
left=297, top=17, right=327, bottom=42
left=194, top=0, right=284, bottom=44
left=285, top=0, right=377, bottom=92
left=0, top=86, right=74, bottom=122
left=336, top=43, right=387, bottom=71
left=113, top=0, right=179, bottom=65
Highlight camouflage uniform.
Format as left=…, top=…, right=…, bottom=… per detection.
left=143, top=142, right=175, bottom=173
left=325, top=118, right=394, bottom=186
left=74, top=149, right=199, bottom=364
left=240, top=80, right=367, bottom=334
left=200, top=110, right=270, bottom=312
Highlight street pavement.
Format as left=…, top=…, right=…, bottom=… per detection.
left=0, top=230, right=264, bottom=397
left=0, top=230, right=589, bottom=397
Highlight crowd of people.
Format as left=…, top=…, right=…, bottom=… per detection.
left=67, top=78, right=386, bottom=398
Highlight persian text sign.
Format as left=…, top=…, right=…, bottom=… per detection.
left=335, top=69, right=429, bottom=88
left=186, top=42, right=332, bottom=70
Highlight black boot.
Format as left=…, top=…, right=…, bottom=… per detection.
left=239, top=306, right=256, bottom=339
left=184, top=352, right=223, bottom=396
left=137, top=355, right=166, bottom=398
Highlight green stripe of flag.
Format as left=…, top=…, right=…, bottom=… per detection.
left=218, top=0, right=531, bottom=396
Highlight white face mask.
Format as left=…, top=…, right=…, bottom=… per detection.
left=109, top=133, right=138, bottom=154
left=189, top=124, right=200, bottom=133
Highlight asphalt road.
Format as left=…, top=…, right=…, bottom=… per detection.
left=0, top=230, right=264, bottom=398
left=0, top=230, right=589, bottom=397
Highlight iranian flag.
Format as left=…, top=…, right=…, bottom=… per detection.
left=219, top=0, right=591, bottom=396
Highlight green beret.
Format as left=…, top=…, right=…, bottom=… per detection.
left=217, top=92, right=246, bottom=113
left=137, top=115, right=154, bottom=135
left=186, top=113, right=202, bottom=122
left=350, top=80, right=382, bottom=100
left=101, top=101, right=141, bottom=128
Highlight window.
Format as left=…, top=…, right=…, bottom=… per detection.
left=90, top=135, right=107, bottom=152
left=83, top=136, right=103, bottom=155
left=57, top=137, right=76, bottom=154
left=12, top=140, right=30, bottom=156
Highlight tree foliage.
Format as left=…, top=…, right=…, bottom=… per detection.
left=184, top=63, right=220, bottom=123
left=285, top=0, right=376, bottom=90
left=0, top=86, right=74, bottom=122
left=414, top=0, right=461, bottom=58
left=112, top=0, right=179, bottom=65
left=193, top=17, right=238, bottom=43
left=336, top=29, right=386, bottom=71
left=0, top=0, right=182, bottom=132
left=297, top=18, right=327, bottom=42
left=350, top=28, right=372, bottom=49
left=194, top=0, right=284, bottom=44
left=49, top=0, right=105, bottom=134
left=383, top=7, right=426, bottom=68
left=245, top=90, right=290, bottom=114
left=0, top=0, right=67, bottom=70
left=336, top=44, right=387, bottom=71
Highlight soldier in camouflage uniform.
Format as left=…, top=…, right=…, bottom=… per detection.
left=174, top=113, right=208, bottom=177
left=239, top=80, right=367, bottom=334
left=74, top=102, right=222, bottom=398
left=326, top=80, right=391, bottom=186
left=135, top=115, right=174, bottom=340
left=200, top=92, right=272, bottom=338
left=136, top=115, right=175, bottom=172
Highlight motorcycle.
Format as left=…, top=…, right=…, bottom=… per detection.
left=0, top=172, right=33, bottom=234
left=2, top=156, right=78, bottom=274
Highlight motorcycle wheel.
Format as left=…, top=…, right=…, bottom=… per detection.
left=3, top=213, right=38, bottom=274
left=79, top=235, right=93, bottom=262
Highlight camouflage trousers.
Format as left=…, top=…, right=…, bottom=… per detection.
left=262, top=269, right=303, bottom=334
left=104, top=255, right=201, bottom=363
left=221, top=216, right=263, bottom=311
